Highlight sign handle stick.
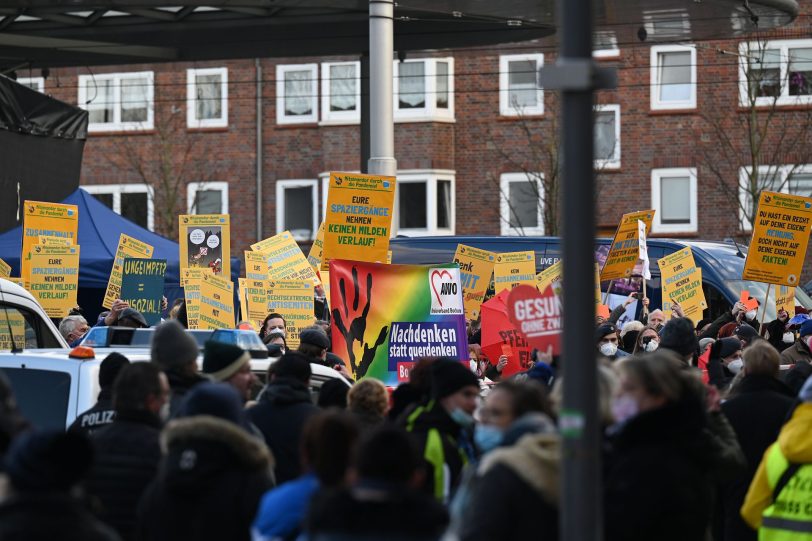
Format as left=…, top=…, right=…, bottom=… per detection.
left=642, top=279, right=649, bottom=317
left=603, top=280, right=614, bottom=305
left=760, top=283, right=771, bottom=334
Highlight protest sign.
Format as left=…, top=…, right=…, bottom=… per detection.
left=251, top=231, right=320, bottom=285
left=178, top=214, right=230, bottom=284
left=239, top=277, right=269, bottom=330
left=21, top=200, right=78, bottom=286
left=481, top=289, right=532, bottom=377
left=453, top=244, right=496, bottom=320
left=267, top=280, right=314, bottom=350
left=323, top=172, right=396, bottom=264
left=508, top=284, right=562, bottom=356
left=245, top=251, right=269, bottom=281
left=0, top=259, right=10, bottom=279
left=0, top=310, right=25, bottom=350
left=595, top=263, right=602, bottom=312
left=103, top=234, right=154, bottom=309
left=601, top=210, right=655, bottom=281
left=197, top=273, right=235, bottom=330
left=307, top=222, right=325, bottom=271
left=658, top=247, right=707, bottom=324
left=775, top=285, right=796, bottom=318
left=320, top=271, right=331, bottom=304
left=743, top=191, right=812, bottom=286
left=120, top=258, right=166, bottom=326
left=330, top=260, right=467, bottom=384
left=28, top=244, right=80, bottom=318
left=38, top=236, right=73, bottom=247
left=493, top=251, right=536, bottom=293
left=182, top=268, right=203, bottom=329
left=536, top=259, right=563, bottom=294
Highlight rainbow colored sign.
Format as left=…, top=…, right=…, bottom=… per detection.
left=329, top=260, right=468, bottom=385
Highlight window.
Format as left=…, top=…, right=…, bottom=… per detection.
left=187, top=181, right=229, bottom=215
left=499, top=172, right=544, bottom=235
left=651, top=168, right=697, bottom=233
left=394, top=58, right=454, bottom=121
left=394, top=171, right=455, bottom=235
left=0, top=368, right=71, bottom=430
left=739, top=40, right=812, bottom=106
left=321, top=61, right=360, bottom=124
left=500, top=54, right=544, bottom=116
left=187, top=67, right=228, bottom=128
left=593, top=32, right=620, bottom=58
left=276, top=64, right=318, bottom=124
left=594, top=104, right=621, bottom=169
left=78, top=71, right=154, bottom=132
left=84, top=184, right=153, bottom=230
left=16, top=77, right=44, bottom=93
left=738, top=165, right=812, bottom=229
left=650, top=45, right=696, bottom=110
left=276, top=180, right=318, bottom=241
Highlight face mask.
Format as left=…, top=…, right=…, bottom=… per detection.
left=728, top=358, right=744, bottom=374
left=449, top=407, right=475, bottom=428
left=783, top=332, right=795, bottom=344
left=804, top=336, right=812, bottom=350
left=611, top=394, right=639, bottom=424
left=644, top=340, right=659, bottom=352
left=600, top=342, right=618, bottom=357
left=159, top=401, right=171, bottom=423
left=474, top=424, right=504, bottom=453
left=745, top=310, right=758, bottom=321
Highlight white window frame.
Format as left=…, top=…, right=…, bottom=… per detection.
left=499, top=53, right=544, bottom=117
left=650, top=168, right=698, bottom=233
left=186, top=67, right=228, bottom=129
left=186, top=181, right=229, bottom=215
left=650, top=45, right=697, bottom=110
left=78, top=71, right=155, bottom=132
left=393, top=58, right=455, bottom=122
left=593, top=32, right=620, bottom=59
left=276, top=179, right=319, bottom=241
left=276, top=63, right=318, bottom=125
left=737, top=165, right=812, bottom=230
left=83, top=183, right=154, bottom=231
left=16, top=77, right=44, bottom=93
left=320, top=61, right=361, bottom=125
left=594, top=104, right=621, bottom=170
left=499, top=172, right=545, bottom=236
left=393, top=170, right=456, bottom=236
left=738, top=39, right=812, bottom=107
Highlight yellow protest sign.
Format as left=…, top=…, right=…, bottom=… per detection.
left=182, top=268, right=203, bottom=330
left=179, top=214, right=230, bottom=285
left=251, top=231, right=320, bottom=285
left=536, top=259, right=563, bottom=294
left=743, top=191, right=812, bottom=286
left=267, top=280, right=314, bottom=349
left=307, top=222, right=325, bottom=271
left=320, top=270, right=331, bottom=304
left=493, top=251, right=536, bottom=294
left=775, top=285, right=796, bottom=318
left=453, top=244, right=496, bottom=320
left=323, top=171, right=396, bottom=264
left=0, top=310, right=25, bottom=350
left=198, top=273, right=235, bottom=330
left=601, top=210, right=655, bottom=281
left=28, top=245, right=80, bottom=318
left=658, top=247, right=707, bottom=324
left=0, top=258, right=10, bottom=279
left=245, top=251, right=269, bottom=281
left=238, top=277, right=269, bottom=330
left=21, top=200, right=78, bottom=286
left=103, top=234, right=154, bottom=309
left=38, top=236, right=73, bottom=247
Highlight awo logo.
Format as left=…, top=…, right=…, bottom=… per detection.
left=429, top=267, right=464, bottom=316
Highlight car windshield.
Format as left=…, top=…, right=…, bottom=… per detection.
left=0, top=367, right=70, bottom=429
left=725, top=280, right=812, bottom=322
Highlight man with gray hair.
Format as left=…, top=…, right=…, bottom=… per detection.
left=59, top=314, right=89, bottom=347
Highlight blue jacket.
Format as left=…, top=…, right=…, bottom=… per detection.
left=252, top=473, right=319, bottom=541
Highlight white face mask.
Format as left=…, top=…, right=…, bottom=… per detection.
left=783, top=332, right=796, bottom=344
left=745, top=310, right=758, bottom=321
left=159, top=401, right=171, bottom=423
left=644, top=340, right=659, bottom=352
left=600, top=342, right=618, bottom=357
left=728, top=358, right=744, bottom=374
left=611, top=394, right=639, bottom=424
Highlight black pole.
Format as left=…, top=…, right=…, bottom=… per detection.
left=360, top=52, right=371, bottom=174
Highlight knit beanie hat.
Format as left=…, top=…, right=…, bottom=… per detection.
left=717, top=337, right=742, bottom=359
left=202, top=341, right=250, bottom=381
left=595, top=323, right=617, bottom=343
left=734, top=324, right=759, bottom=345
left=300, top=327, right=330, bottom=349
left=430, top=359, right=479, bottom=399
left=4, top=430, right=93, bottom=492
left=98, top=352, right=130, bottom=389
left=151, top=320, right=199, bottom=372
left=176, top=382, right=247, bottom=428
left=659, top=317, right=698, bottom=358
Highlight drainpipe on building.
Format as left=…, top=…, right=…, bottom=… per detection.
left=255, top=57, right=263, bottom=242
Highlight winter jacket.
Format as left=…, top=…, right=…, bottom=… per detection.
left=763, top=318, right=792, bottom=352
left=166, top=370, right=209, bottom=417
left=68, top=390, right=115, bottom=436
left=698, top=310, right=736, bottom=340
left=137, top=415, right=275, bottom=541
left=779, top=338, right=812, bottom=366
left=0, top=492, right=122, bottom=541
left=742, top=402, right=812, bottom=528
left=306, top=480, right=449, bottom=541
left=402, top=400, right=475, bottom=504
left=252, top=472, right=319, bottom=541
left=603, top=398, right=718, bottom=541
left=247, top=377, right=320, bottom=484
left=85, top=409, right=163, bottom=541
left=715, top=375, right=796, bottom=541
left=459, top=433, right=560, bottom=541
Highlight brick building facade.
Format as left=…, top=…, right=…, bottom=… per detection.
left=15, top=5, right=812, bottom=277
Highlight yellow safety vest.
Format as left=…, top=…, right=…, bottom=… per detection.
left=760, top=443, right=812, bottom=541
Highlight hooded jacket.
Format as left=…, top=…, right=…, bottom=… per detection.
left=779, top=338, right=812, bottom=366
left=247, top=377, right=320, bottom=484
left=459, top=433, right=560, bottom=541
left=741, top=403, right=812, bottom=529
left=68, top=389, right=115, bottom=436
left=137, top=415, right=274, bottom=541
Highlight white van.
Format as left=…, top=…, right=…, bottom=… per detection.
left=0, top=277, right=68, bottom=350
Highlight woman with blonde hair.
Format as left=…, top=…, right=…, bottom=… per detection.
left=347, top=378, right=390, bottom=432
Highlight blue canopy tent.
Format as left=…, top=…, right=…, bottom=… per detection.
left=0, top=188, right=240, bottom=322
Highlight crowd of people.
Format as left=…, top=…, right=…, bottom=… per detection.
left=0, top=290, right=811, bottom=541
